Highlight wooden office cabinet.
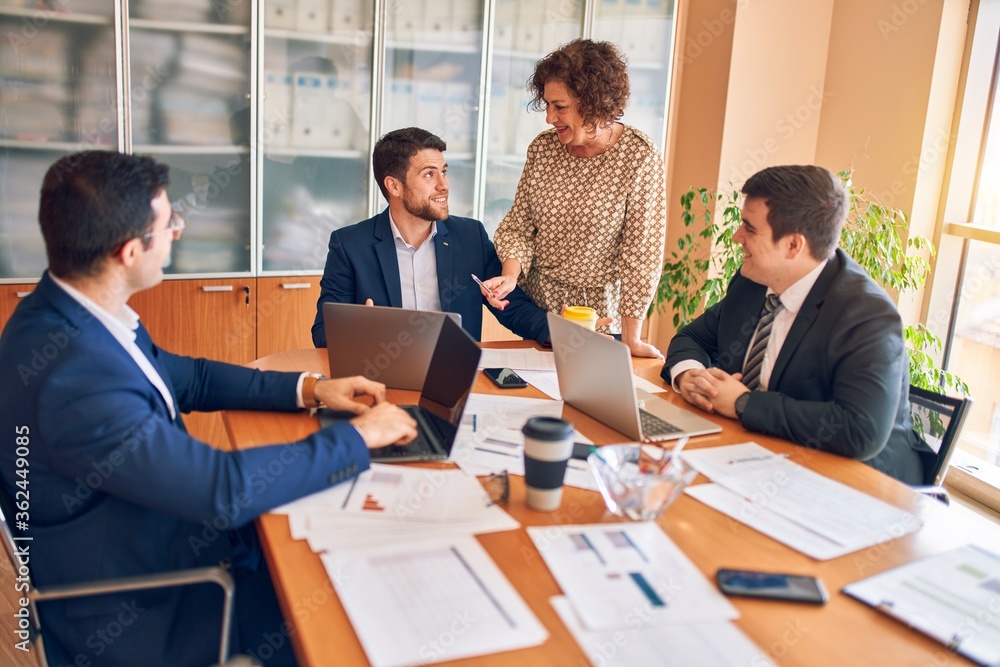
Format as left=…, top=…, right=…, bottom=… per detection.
left=255, top=276, right=322, bottom=359
left=128, top=278, right=255, bottom=449
left=0, top=284, right=35, bottom=328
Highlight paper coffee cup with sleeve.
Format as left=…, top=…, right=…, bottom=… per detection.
left=522, top=416, right=575, bottom=511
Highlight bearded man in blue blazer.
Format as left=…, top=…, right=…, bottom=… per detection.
left=312, top=127, right=549, bottom=347
left=0, top=151, right=418, bottom=666
left=663, top=165, right=927, bottom=484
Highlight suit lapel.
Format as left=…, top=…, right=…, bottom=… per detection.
left=134, top=325, right=182, bottom=422
left=767, top=254, right=841, bottom=390
left=434, top=219, right=453, bottom=311
left=373, top=211, right=403, bottom=307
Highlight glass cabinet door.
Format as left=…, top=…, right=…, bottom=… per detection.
left=0, top=0, right=118, bottom=279
left=593, top=0, right=675, bottom=151
left=382, top=0, right=483, bottom=218
left=259, top=0, right=375, bottom=273
left=128, top=0, right=253, bottom=275
left=482, top=0, right=582, bottom=235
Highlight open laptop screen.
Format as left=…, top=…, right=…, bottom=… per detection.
left=418, top=316, right=481, bottom=427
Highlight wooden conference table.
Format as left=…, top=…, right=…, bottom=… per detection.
left=222, top=343, right=1000, bottom=667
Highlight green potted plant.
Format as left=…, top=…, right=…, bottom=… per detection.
left=650, top=171, right=967, bottom=395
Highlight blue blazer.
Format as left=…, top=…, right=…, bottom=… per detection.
left=311, top=210, right=549, bottom=346
left=663, top=249, right=926, bottom=484
left=0, top=273, right=370, bottom=667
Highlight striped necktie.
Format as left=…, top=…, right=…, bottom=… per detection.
left=742, top=294, right=782, bottom=391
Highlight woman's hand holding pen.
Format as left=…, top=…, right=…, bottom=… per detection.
left=472, top=273, right=510, bottom=310
left=481, top=258, right=522, bottom=300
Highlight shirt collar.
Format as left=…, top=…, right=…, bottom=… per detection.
left=771, top=258, right=828, bottom=316
left=49, top=273, right=141, bottom=344
left=388, top=213, right=437, bottom=250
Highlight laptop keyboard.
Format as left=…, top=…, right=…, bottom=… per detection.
left=372, top=405, right=438, bottom=458
left=639, top=408, right=684, bottom=438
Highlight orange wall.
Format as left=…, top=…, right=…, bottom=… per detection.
left=653, top=0, right=972, bottom=350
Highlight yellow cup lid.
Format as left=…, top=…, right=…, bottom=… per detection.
left=563, top=306, right=597, bottom=321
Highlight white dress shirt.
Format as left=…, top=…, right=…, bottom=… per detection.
left=671, top=259, right=829, bottom=391
left=51, top=274, right=178, bottom=420
left=389, top=214, right=442, bottom=312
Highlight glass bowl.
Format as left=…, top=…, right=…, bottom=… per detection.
left=588, top=444, right=697, bottom=520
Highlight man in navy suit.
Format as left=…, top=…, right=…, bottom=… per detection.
left=311, top=127, right=549, bottom=347
left=0, top=151, right=417, bottom=666
left=663, top=165, right=926, bottom=483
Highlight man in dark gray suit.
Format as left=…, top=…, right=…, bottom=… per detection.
left=662, top=165, right=926, bottom=483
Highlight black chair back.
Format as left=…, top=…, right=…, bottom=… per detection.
left=909, top=385, right=973, bottom=486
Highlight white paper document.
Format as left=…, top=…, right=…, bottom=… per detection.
left=551, top=597, right=773, bottom=667
left=451, top=394, right=598, bottom=490
left=527, top=523, right=738, bottom=631
left=516, top=370, right=562, bottom=399
left=322, top=536, right=548, bottom=667
left=479, top=348, right=556, bottom=371
left=683, top=443, right=921, bottom=560
left=271, top=464, right=520, bottom=551
left=843, top=544, right=1000, bottom=667
left=632, top=374, right=667, bottom=395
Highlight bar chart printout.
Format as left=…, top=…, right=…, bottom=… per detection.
left=322, top=536, right=547, bottom=667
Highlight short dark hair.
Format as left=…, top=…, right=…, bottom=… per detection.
left=741, top=165, right=848, bottom=260
left=528, top=39, right=630, bottom=127
left=372, top=128, right=447, bottom=200
left=39, top=151, right=170, bottom=278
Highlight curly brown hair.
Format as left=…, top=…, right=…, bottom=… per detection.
left=528, top=39, right=630, bottom=128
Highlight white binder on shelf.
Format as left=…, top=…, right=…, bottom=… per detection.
left=296, top=0, right=328, bottom=32
left=291, top=73, right=328, bottom=148
left=264, top=0, right=297, bottom=29
left=325, top=74, right=354, bottom=150
left=263, top=70, right=292, bottom=147
left=329, top=0, right=362, bottom=35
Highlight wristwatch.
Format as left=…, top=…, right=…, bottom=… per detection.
left=302, top=373, right=327, bottom=409
left=734, top=392, right=750, bottom=419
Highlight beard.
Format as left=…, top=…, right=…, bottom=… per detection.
left=402, top=191, right=448, bottom=222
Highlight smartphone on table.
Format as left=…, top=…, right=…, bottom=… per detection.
left=483, top=367, right=528, bottom=389
left=716, top=568, right=829, bottom=604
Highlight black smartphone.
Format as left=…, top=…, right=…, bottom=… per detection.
left=483, top=367, right=528, bottom=389
left=571, top=442, right=593, bottom=460
left=716, top=569, right=829, bottom=604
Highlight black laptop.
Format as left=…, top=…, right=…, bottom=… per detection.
left=320, top=316, right=481, bottom=462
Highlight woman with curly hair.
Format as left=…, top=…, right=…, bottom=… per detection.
left=483, top=39, right=667, bottom=358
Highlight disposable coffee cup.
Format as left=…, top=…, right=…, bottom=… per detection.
left=522, top=416, right=575, bottom=512
left=563, top=306, right=598, bottom=331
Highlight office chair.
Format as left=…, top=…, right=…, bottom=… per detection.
left=909, top=384, right=973, bottom=505
left=0, top=493, right=235, bottom=667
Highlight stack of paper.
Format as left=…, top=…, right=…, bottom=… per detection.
left=271, top=463, right=519, bottom=552
left=682, top=442, right=922, bottom=560
left=529, top=523, right=772, bottom=666
left=450, top=393, right=598, bottom=490
left=322, top=536, right=548, bottom=667
left=271, top=464, right=548, bottom=666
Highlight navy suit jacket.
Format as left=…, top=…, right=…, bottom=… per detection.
left=663, top=249, right=926, bottom=484
left=311, top=210, right=549, bottom=346
left=0, top=273, right=370, bottom=667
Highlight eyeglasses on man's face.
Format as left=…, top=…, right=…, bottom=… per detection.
left=142, top=211, right=186, bottom=242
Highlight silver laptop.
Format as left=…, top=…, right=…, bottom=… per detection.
left=320, top=316, right=481, bottom=462
left=547, top=312, right=722, bottom=442
left=322, top=302, right=461, bottom=390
